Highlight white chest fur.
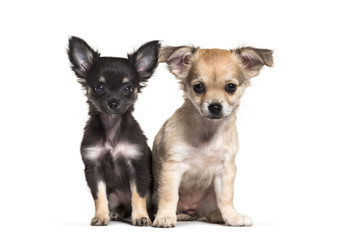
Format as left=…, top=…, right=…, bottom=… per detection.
left=83, top=142, right=142, bottom=162
left=170, top=134, right=235, bottom=191
left=171, top=134, right=232, bottom=166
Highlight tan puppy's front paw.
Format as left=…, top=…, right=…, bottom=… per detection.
left=91, top=214, right=110, bottom=226
left=132, top=216, right=152, bottom=226
left=224, top=214, right=253, bottom=227
left=152, top=215, right=177, bottom=228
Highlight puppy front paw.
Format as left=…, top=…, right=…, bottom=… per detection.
left=224, top=214, right=253, bottom=227
left=132, top=216, right=152, bottom=226
left=91, top=214, right=110, bottom=226
left=152, top=215, right=177, bottom=228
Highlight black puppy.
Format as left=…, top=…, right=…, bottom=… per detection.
left=67, top=36, right=160, bottom=226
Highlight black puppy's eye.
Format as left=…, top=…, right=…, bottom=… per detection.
left=225, top=83, right=237, bottom=93
left=193, top=83, right=205, bottom=94
left=94, top=83, right=104, bottom=93
left=123, top=85, right=133, bottom=96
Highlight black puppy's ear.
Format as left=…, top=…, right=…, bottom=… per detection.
left=67, top=36, right=100, bottom=79
left=159, top=45, right=198, bottom=80
left=233, top=47, right=273, bottom=79
left=128, top=40, right=161, bottom=83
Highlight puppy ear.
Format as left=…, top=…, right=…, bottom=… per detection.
left=67, top=36, right=100, bottom=79
left=128, top=40, right=161, bottom=83
left=159, top=46, right=198, bottom=79
left=234, top=47, right=273, bottom=79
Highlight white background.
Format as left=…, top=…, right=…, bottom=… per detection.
left=1, top=0, right=336, bottom=239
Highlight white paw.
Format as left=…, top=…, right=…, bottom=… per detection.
left=224, top=214, right=253, bottom=227
left=132, top=216, right=152, bottom=226
left=152, top=215, right=177, bottom=228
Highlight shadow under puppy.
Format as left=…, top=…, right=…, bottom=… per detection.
left=67, top=37, right=160, bottom=226
left=152, top=45, right=273, bottom=227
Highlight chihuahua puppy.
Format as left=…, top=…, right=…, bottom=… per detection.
left=152, top=45, right=273, bottom=227
left=68, top=37, right=160, bottom=226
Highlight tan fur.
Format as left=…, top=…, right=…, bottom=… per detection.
left=91, top=181, right=110, bottom=226
left=130, top=181, right=151, bottom=226
left=152, top=45, right=273, bottom=227
left=186, top=49, right=248, bottom=118
left=177, top=213, right=196, bottom=221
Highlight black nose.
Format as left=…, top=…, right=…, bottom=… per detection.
left=208, top=103, right=222, bottom=115
left=108, top=100, right=119, bottom=110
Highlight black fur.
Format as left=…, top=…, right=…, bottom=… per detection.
left=68, top=36, right=160, bottom=222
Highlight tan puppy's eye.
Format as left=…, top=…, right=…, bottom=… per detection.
left=225, top=83, right=237, bottom=93
left=193, top=83, right=205, bottom=94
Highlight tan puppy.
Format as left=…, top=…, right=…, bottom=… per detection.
left=152, top=45, right=273, bottom=227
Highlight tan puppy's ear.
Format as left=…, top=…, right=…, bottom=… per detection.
left=159, top=46, right=198, bottom=79
left=233, top=47, right=273, bottom=79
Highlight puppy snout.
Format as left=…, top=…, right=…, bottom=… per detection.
left=108, top=99, right=120, bottom=110
left=208, top=103, right=222, bottom=115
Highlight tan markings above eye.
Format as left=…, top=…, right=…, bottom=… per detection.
left=98, top=76, right=106, bottom=83
left=224, top=79, right=239, bottom=85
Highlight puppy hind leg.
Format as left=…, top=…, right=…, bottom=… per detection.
left=207, top=210, right=224, bottom=223
left=177, top=214, right=196, bottom=221
left=109, top=205, right=126, bottom=221
left=108, top=192, right=126, bottom=221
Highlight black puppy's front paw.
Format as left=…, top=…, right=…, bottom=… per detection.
left=91, top=215, right=110, bottom=226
